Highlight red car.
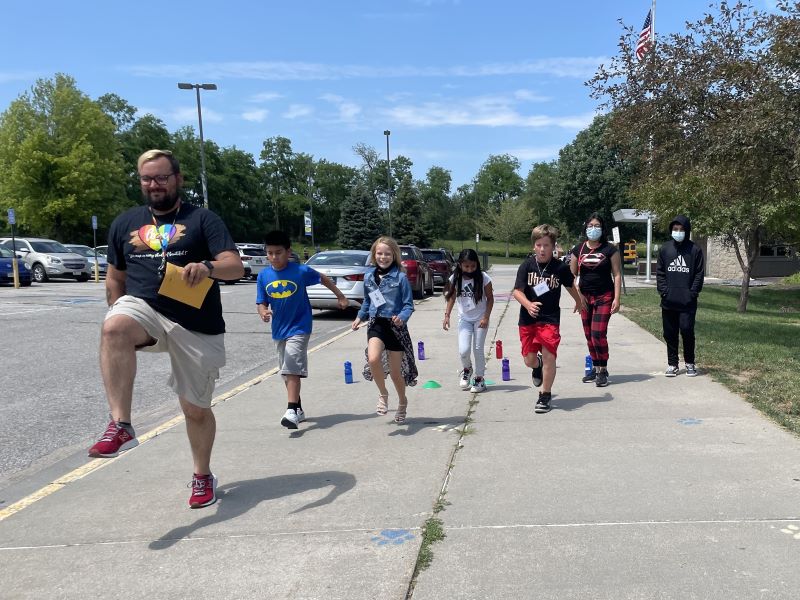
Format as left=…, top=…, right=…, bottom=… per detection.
left=399, top=245, right=435, bottom=299
left=421, top=248, right=454, bottom=287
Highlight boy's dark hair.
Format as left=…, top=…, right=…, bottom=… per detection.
left=444, top=248, right=484, bottom=304
left=264, top=230, right=291, bottom=249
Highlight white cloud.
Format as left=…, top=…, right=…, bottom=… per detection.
left=242, top=109, right=269, bottom=122
left=126, top=57, right=606, bottom=81
left=283, top=104, right=313, bottom=119
left=514, top=89, right=550, bottom=103
left=384, top=95, right=594, bottom=129
left=169, top=106, right=224, bottom=124
left=503, top=146, right=560, bottom=161
left=320, top=94, right=362, bottom=123
left=247, top=91, right=283, bottom=102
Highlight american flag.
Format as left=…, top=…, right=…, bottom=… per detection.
left=636, top=9, right=653, bottom=60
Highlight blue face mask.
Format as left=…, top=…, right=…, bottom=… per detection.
left=586, top=226, right=602, bottom=241
left=671, top=231, right=686, bottom=243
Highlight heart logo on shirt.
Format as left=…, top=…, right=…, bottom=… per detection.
left=138, top=224, right=177, bottom=251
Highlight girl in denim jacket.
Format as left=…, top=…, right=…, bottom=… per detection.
left=351, top=236, right=417, bottom=423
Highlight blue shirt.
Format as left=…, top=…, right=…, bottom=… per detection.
left=256, top=263, right=321, bottom=340
left=357, top=266, right=414, bottom=323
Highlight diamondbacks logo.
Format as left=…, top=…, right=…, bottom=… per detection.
left=266, top=280, right=298, bottom=299
left=129, top=224, right=186, bottom=252
left=668, top=255, right=690, bottom=273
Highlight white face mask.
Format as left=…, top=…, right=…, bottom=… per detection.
left=671, top=231, right=686, bottom=243
left=586, top=226, right=602, bottom=241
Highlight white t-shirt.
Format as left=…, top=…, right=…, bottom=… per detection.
left=450, top=272, right=493, bottom=322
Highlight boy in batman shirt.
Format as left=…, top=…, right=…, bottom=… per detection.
left=257, top=230, right=347, bottom=429
left=513, top=224, right=583, bottom=413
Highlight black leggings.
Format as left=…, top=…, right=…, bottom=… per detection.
left=662, top=308, right=696, bottom=366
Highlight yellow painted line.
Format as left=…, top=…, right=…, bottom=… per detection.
left=0, top=326, right=357, bottom=523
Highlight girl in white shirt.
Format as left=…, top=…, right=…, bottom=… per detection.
left=442, top=249, right=494, bottom=392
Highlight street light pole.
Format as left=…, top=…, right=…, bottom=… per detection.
left=177, top=82, right=217, bottom=209
left=384, top=130, right=392, bottom=238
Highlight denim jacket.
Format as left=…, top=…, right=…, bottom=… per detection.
left=357, top=266, right=414, bottom=323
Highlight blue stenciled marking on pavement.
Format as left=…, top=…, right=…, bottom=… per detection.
left=371, top=529, right=415, bottom=546
left=59, top=297, right=103, bottom=305
left=678, top=418, right=703, bottom=425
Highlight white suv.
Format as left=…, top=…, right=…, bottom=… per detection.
left=236, top=244, right=269, bottom=279
left=0, top=237, right=91, bottom=282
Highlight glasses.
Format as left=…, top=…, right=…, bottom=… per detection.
left=139, top=174, right=175, bottom=185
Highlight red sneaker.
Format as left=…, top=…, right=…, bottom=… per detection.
left=88, top=420, right=138, bottom=458
left=189, top=473, right=218, bottom=509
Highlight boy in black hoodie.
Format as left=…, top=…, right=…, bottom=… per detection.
left=656, top=215, right=705, bottom=377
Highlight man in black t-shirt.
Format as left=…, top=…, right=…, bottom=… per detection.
left=513, top=224, right=583, bottom=413
left=88, top=149, right=243, bottom=509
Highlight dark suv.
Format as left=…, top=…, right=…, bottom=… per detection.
left=421, top=248, right=454, bottom=287
left=399, top=245, right=434, bottom=299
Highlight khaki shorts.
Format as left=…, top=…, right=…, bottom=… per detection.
left=105, top=295, right=226, bottom=408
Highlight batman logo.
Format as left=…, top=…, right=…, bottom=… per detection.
left=267, top=280, right=298, bottom=299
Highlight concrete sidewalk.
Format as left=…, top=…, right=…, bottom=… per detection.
left=3, top=265, right=800, bottom=599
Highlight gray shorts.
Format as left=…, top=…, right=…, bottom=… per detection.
left=276, top=334, right=310, bottom=378
left=105, top=295, right=226, bottom=408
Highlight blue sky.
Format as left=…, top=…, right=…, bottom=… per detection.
left=0, top=1, right=779, bottom=188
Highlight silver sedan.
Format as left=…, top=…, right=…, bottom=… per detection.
left=305, top=250, right=372, bottom=310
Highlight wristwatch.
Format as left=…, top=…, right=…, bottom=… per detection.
left=202, top=260, right=215, bottom=276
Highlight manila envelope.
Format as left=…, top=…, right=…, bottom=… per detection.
left=157, top=262, right=213, bottom=309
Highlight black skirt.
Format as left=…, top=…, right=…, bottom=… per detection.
left=367, top=317, right=403, bottom=352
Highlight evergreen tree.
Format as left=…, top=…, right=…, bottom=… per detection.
left=391, top=176, right=431, bottom=247
left=337, top=183, right=383, bottom=249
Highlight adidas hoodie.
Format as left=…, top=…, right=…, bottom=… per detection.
left=656, top=215, right=705, bottom=312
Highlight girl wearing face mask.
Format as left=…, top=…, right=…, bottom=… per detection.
left=569, top=213, right=622, bottom=387
left=443, top=249, right=494, bottom=393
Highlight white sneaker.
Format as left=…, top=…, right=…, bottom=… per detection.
left=469, top=377, right=487, bottom=393
left=280, top=408, right=306, bottom=429
left=459, top=368, right=472, bottom=390
left=665, top=365, right=679, bottom=377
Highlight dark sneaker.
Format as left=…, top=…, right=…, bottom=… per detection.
left=189, top=473, right=218, bottom=509
left=88, top=420, right=138, bottom=458
left=665, top=365, right=679, bottom=377
left=582, top=370, right=597, bottom=383
left=534, top=392, right=552, bottom=413
left=595, top=370, right=609, bottom=387
left=281, top=408, right=306, bottom=429
left=685, top=363, right=698, bottom=377
left=531, top=353, right=543, bottom=387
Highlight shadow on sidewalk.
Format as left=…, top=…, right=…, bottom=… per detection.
left=484, top=384, right=530, bottom=393
left=387, top=415, right=466, bottom=437
left=551, top=393, right=613, bottom=412
left=148, top=470, right=356, bottom=551
left=289, top=412, right=378, bottom=437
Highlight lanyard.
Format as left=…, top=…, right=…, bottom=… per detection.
left=150, top=201, right=180, bottom=275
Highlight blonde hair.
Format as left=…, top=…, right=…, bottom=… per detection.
left=531, top=224, right=559, bottom=246
left=137, top=149, right=181, bottom=173
left=369, top=236, right=405, bottom=272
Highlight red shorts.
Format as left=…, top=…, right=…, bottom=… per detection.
left=519, top=323, right=561, bottom=358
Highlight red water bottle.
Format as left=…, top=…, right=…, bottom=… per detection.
left=496, top=340, right=503, bottom=359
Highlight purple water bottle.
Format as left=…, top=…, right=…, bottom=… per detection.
left=502, top=358, right=510, bottom=381
left=417, top=341, right=425, bottom=360
left=344, top=361, right=353, bottom=384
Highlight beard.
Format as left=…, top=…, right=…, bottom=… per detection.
left=143, top=189, right=180, bottom=212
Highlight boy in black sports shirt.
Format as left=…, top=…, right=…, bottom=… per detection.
left=513, top=224, right=584, bottom=413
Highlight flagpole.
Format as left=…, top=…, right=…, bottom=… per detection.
left=651, top=0, right=656, bottom=44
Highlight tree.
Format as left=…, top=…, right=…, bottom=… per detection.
left=312, top=159, right=358, bottom=242
left=0, top=74, right=125, bottom=243
left=391, top=176, right=431, bottom=247
left=208, top=147, right=262, bottom=242
left=337, top=183, right=383, bottom=249
left=589, top=1, right=800, bottom=311
left=259, top=136, right=299, bottom=230
left=483, top=197, right=535, bottom=257
left=419, top=166, right=453, bottom=239
left=472, top=154, right=524, bottom=208
left=555, top=114, right=639, bottom=239
left=522, top=161, right=559, bottom=224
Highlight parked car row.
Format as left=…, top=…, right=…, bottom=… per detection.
left=0, top=237, right=92, bottom=283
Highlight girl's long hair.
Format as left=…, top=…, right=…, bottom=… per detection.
left=444, top=249, right=483, bottom=303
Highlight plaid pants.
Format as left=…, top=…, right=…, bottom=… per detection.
left=581, top=291, right=614, bottom=368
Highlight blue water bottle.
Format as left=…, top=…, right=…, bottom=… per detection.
left=584, top=355, right=593, bottom=377
left=502, top=358, right=510, bottom=381
left=418, top=341, right=426, bottom=360
left=344, top=361, right=353, bottom=384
